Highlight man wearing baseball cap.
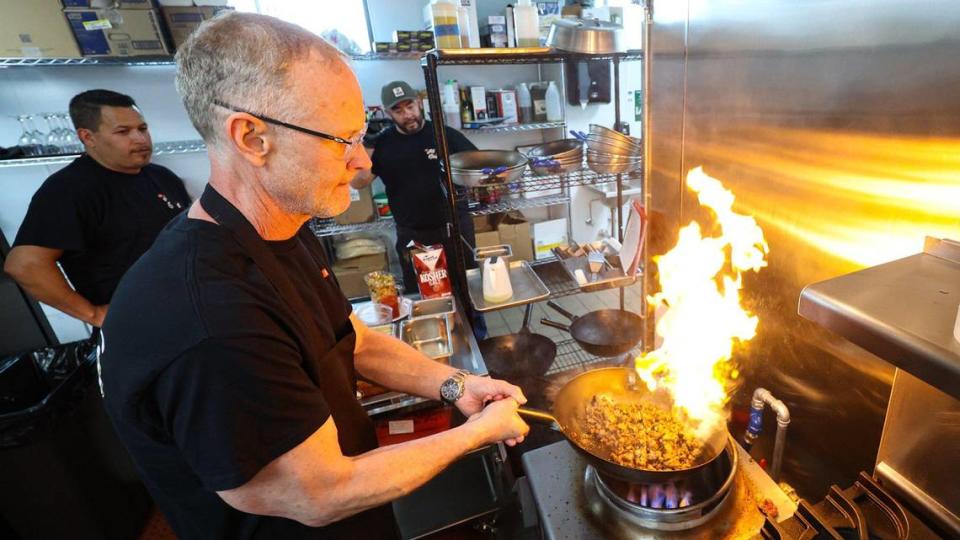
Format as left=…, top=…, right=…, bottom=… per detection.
left=353, top=80, right=480, bottom=312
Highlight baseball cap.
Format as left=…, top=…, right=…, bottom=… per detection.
left=381, top=80, right=417, bottom=109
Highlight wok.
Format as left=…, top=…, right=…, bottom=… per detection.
left=449, top=150, right=528, bottom=187
left=540, top=300, right=643, bottom=357
left=479, top=304, right=556, bottom=378
left=517, top=367, right=729, bottom=484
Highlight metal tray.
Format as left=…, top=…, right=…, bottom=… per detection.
left=465, top=260, right=551, bottom=312
left=560, top=253, right=639, bottom=293
left=400, top=314, right=453, bottom=363
left=410, top=296, right=456, bottom=320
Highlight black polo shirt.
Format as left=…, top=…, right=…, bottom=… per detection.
left=13, top=154, right=189, bottom=305
left=100, top=212, right=396, bottom=539
left=370, top=121, right=475, bottom=230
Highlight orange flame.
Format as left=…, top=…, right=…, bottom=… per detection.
left=635, top=167, right=769, bottom=439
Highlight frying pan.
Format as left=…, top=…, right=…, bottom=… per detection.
left=540, top=300, right=643, bottom=357
left=517, top=367, right=729, bottom=484
left=479, top=304, right=556, bottom=378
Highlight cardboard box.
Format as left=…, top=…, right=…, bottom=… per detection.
left=335, top=186, right=375, bottom=225
left=65, top=9, right=169, bottom=56
left=63, top=0, right=154, bottom=8
left=496, top=214, right=533, bottom=261
left=374, top=41, right=393, bottom=52
left=396, top=43, right=412, bottom=52
left=474, top=230, right=500, bottom=250
left=0, top=0, right=82, bottom=58
left=492, top=89, right=518, bottom=124
left=469, top=86, right=487, bottom=120
left=332, top=251, right=388, bottom=299
left=160, top=5, right=232, bottom=50
left=533, top=218, right=568, bottom=260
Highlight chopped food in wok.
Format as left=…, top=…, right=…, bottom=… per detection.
left=570, top=394, right=705, bottom=470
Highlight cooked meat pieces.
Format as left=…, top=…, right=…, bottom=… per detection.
left=570, top=394, right=705, bottom=470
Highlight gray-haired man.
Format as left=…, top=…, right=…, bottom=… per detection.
left=98, top=12, right=528, bottom=540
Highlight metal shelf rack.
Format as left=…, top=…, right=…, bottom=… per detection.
left=468, top=192, right=569, bottom=216
left=421, top=45, right=646, bottom=370
left=309, top=216, right=395, bottom=238
left=0, top=56, right=176, bottom=67
left=0, top=140, right=206, bottom=169
left=545, top=339, right=643, bottom=376
left=350, top=51, right=423, bottom=61
left=461, top=121, right=565, bottom=134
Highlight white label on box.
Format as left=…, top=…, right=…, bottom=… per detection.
left=83, top=19, right=113, bottom=31
left=20, top=47, right=41, bottom=57
left=388, top=420, right=415, bottom=435
left=348, top=187, right=360, bottom=202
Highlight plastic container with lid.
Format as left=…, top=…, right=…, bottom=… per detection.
left=431, top=0, right=462, bottom=49
left=545, top=81, right=562, bottom=122
left=513, top=0, right=540, bottom=47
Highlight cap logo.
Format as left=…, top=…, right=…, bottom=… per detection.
left=392, top=86, right=405, bottom=97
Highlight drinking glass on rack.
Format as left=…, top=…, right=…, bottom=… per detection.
left=43, top=114, right=63, bottom=155
left=14, top=115, right=41, bottom=156
left=57, top=114, right=82, bottom=153
left=25, top=116, right=46, bottom=155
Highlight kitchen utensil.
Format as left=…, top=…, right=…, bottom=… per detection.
left=411, top=296, right=455, bottom=319
left=546, top=18, right=625, bottom=54
left=482, top=255, right=514, bottom=304
left=479, top=303, right=556, bottom=378
left=400, top=314, right=453, bottom=362
left=540, top=300, right=643, bottom=357
left=450, top=150, right=528, bottom=187
left=517, top=367, right=729, bottom=484
left=355, top=302, right=393, bottom=326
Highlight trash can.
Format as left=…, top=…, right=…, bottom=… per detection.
left=0, top=341, right=152, bottom=540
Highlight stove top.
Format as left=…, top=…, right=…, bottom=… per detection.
left=522, top=440, right=796, bottom=539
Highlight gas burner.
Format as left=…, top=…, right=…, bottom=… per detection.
left=583, top=437, right=740, bottom=532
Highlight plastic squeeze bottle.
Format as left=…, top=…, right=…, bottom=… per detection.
left=545, top=81, right=562, bottom=122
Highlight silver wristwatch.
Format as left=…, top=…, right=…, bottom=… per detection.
left=439, top=370, right=469, bottom=405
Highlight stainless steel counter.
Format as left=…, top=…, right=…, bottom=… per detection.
left=360, top=302, right=487, bottom=416
left=799, top=237, right=960, bottom=400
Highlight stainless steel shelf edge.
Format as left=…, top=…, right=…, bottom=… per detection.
left=462, top=121, right=565, bottom=134
left=798, top=237, right=960, bottom=400
left=0, top=140, right=206, bottom=168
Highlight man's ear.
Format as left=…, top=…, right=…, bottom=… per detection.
left=76, top=128, right=95, bottom=147
left=224, top=113, right=272, bottom=167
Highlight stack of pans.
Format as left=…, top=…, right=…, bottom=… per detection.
left=519, top=139, right=584, bottom=177
left=449, top=150, right=528, bottom=187
left=585, top=124, right=642, bottom=174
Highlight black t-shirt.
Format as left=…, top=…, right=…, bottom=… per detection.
left=370, top=120, right=476, bottom=230
left=13, top=154, right=189, bottom=305
left=100, top=213, right=396, bottom=539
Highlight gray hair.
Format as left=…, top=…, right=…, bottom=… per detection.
left=175, top=11, right=347, bottom=150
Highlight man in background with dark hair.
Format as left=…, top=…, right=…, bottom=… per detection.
left=5, top=89, right=190, bottom=328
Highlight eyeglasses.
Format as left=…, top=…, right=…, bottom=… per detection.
left=213, top=100, right=366, bottom=155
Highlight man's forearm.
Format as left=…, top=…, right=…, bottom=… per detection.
left=9, top=262, right=99, bottom=324
left=354, top=328, right=455, bottom=400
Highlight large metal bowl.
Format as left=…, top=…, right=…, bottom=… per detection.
left=547, top=18, right=624, bottom=54
left=587, top=150, right=642, bottom=174
left=450, top=150, right=529, bottom=187
left=586, top=135, right=641, bottom=157
left=521, top=139, right=584, bottom=160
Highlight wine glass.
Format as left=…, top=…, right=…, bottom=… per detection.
left=14, top=115, right=36, bottom=155
left=58, top=114, right=81, bottom=153
left=25, top=116, right=45, bottom=155
left=43, top=114, right=62, bottom=155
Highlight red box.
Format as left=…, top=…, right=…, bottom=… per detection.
left=374, top=406, right=453, bottom=446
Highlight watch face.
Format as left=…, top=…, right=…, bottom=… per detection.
left=440, top=378, right=461, bottom=402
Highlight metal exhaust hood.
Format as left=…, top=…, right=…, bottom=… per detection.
left=798, top=237, right=960, bottom=400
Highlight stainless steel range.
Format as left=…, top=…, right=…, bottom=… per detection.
left=521, top=438, right=794, bottom=539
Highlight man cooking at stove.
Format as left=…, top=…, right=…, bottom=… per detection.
left=98, top=12, right=528, bottom=540
left=351, top=80, right=479, bottom=298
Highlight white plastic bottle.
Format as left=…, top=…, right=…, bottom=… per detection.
left=431, top=0, right=461, bottom=49
left=513, top=0, right=540, bottom=48
left=516, top=82, right=533, bottom=124
left=443, top=80, right=462, bottom=129
left=545, top=81, right=562, bottom=122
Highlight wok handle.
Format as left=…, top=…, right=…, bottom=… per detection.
left=540, top=318, right=571, bottom=333
left=520, top=303, right=534, bottom=332
left=517, top=407, right=561, bottom=430
left=546, top=300, right=577, bottom=322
